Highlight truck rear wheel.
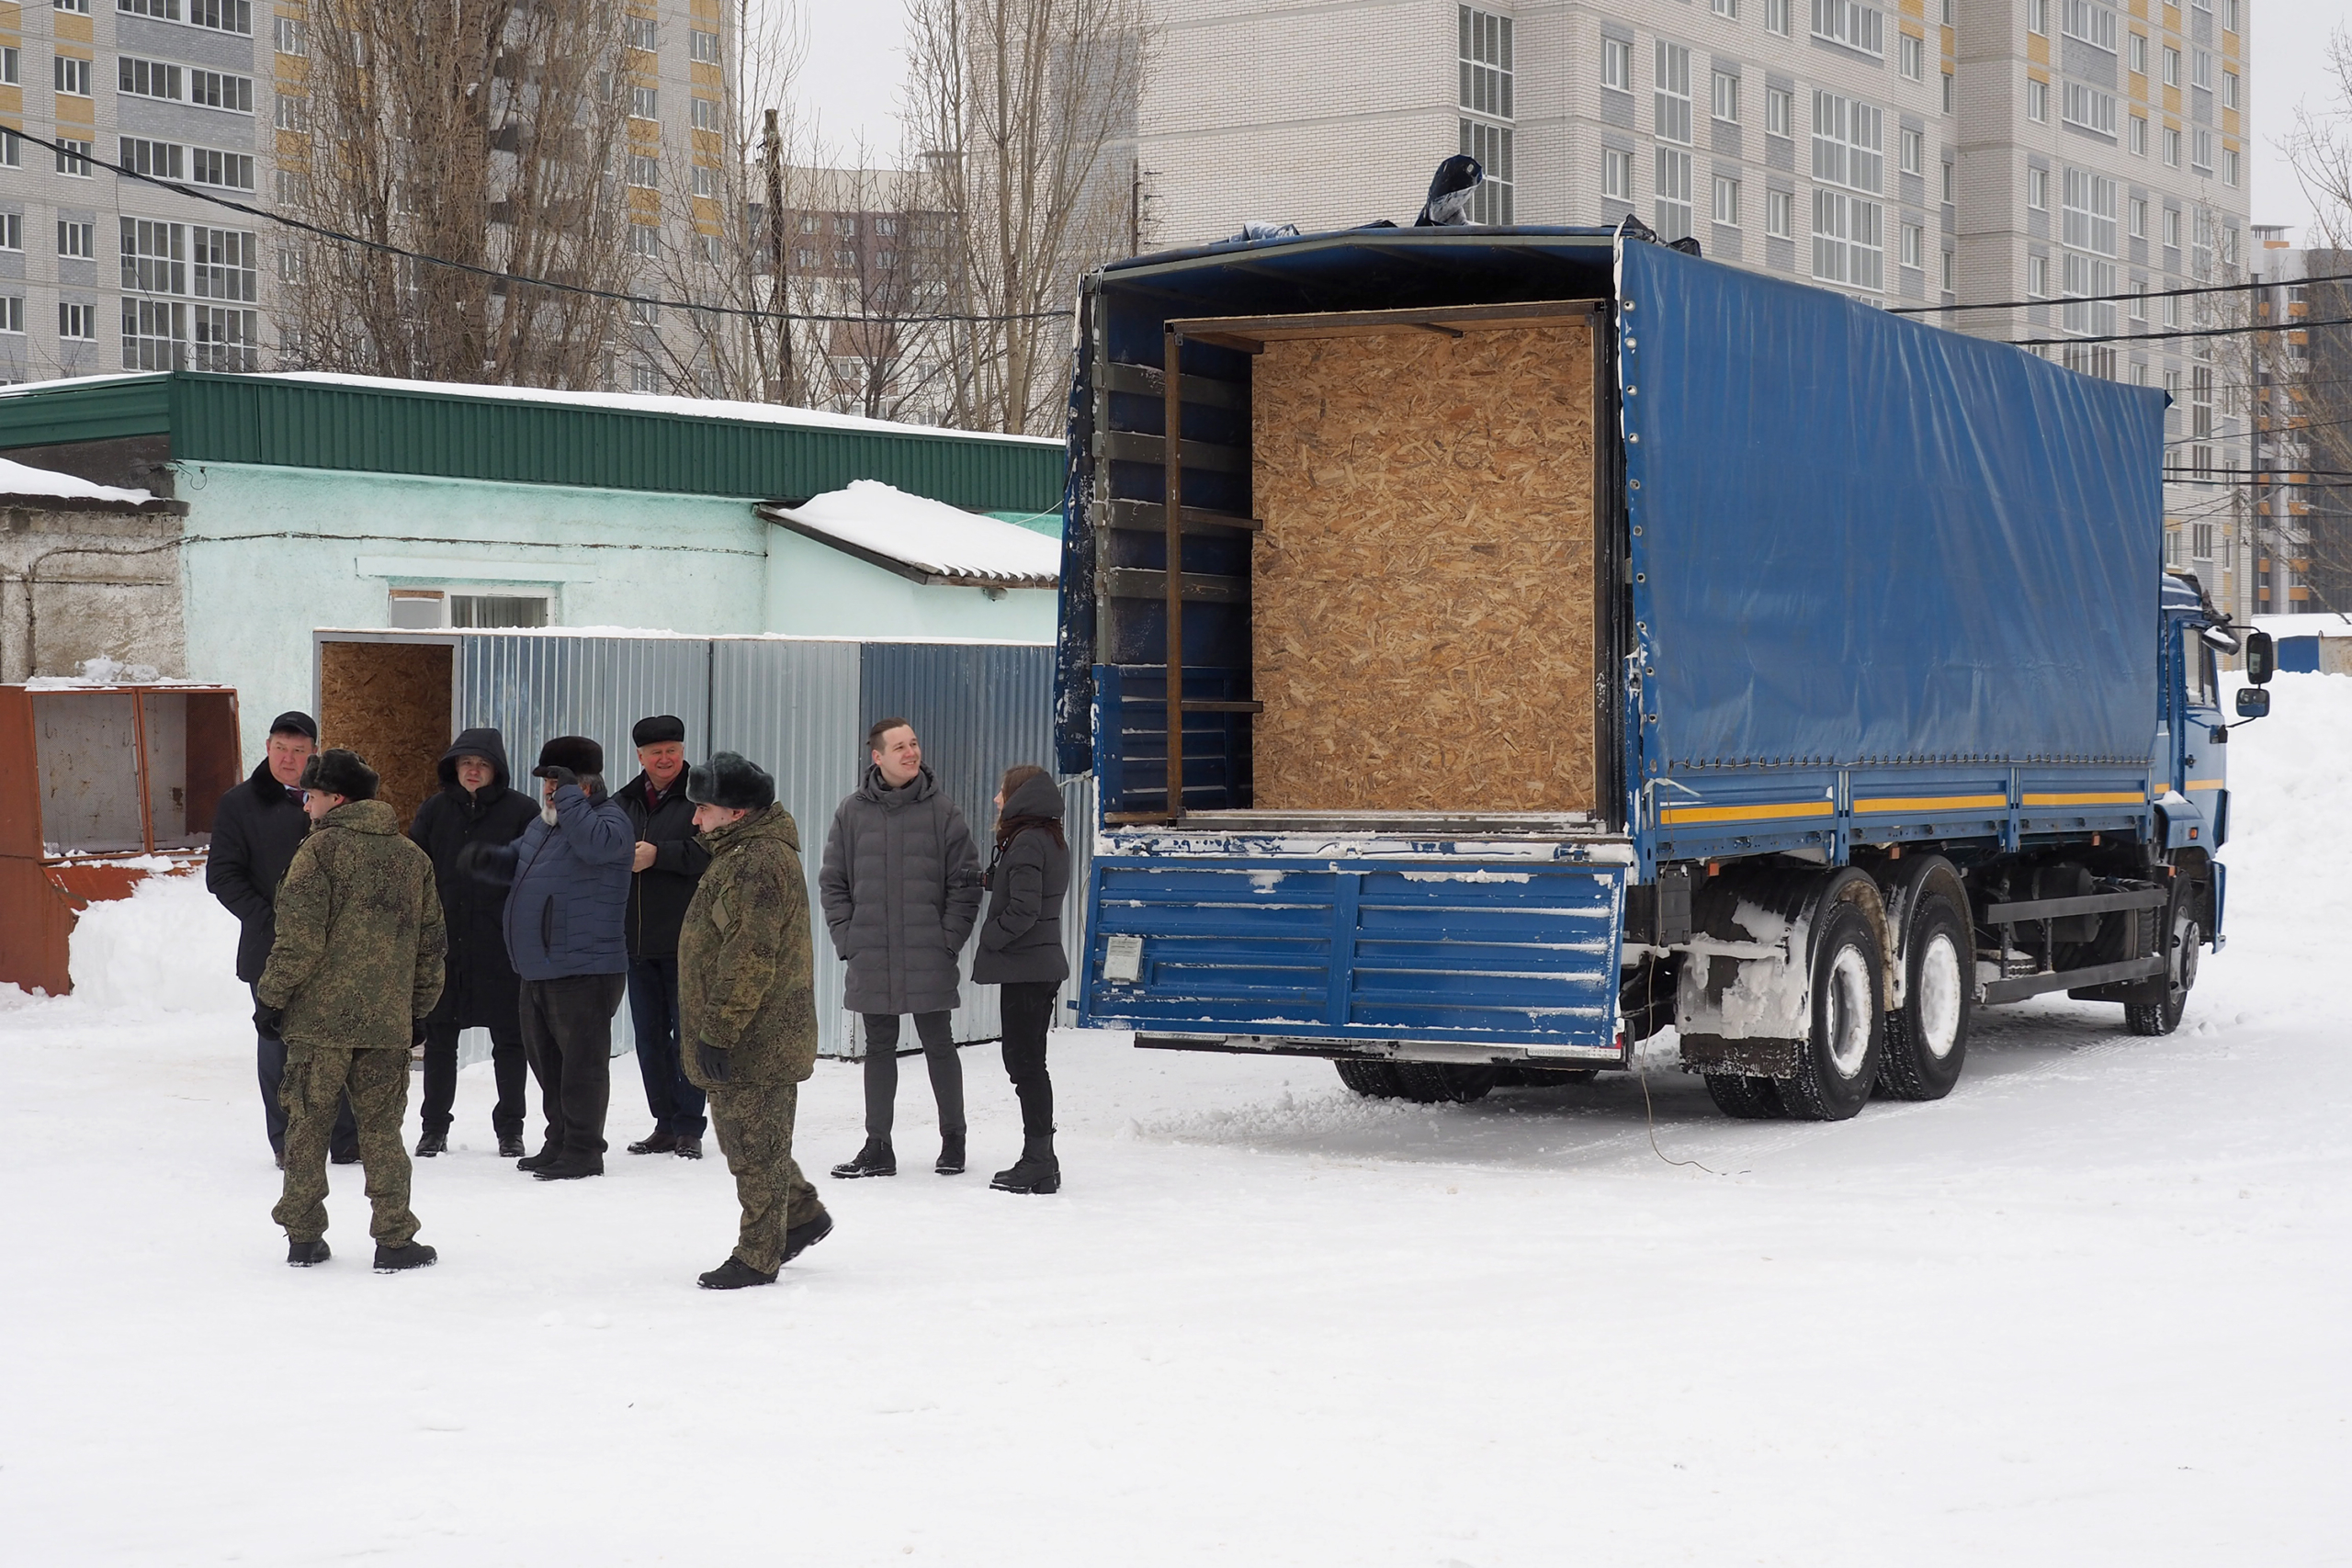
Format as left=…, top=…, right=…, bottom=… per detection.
left=1877, top=891, right=1972, bottom=1100
left=1392, top=1064, right=1497, bottom=1104
left=1704, top=1075, right=1785, bottom=1118
left=1774, top=897, right=1886, bottom=1122
left=1334, top=1060, right=1405, bottom=1098
left=2125, top=906, right=2200, bottom=1037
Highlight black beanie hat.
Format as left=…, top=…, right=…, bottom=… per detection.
left=300, top=749, right=379, bottom=801
left=268, top=710, right=320, bottom=741
left=686, top=751, right=775, bottom=813
left=631, top=714, right=686, bottom=748
left=531, top=736, right=603, bottom=778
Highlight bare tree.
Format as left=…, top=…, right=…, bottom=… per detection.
left=282, top=0, right=638, bottom=387
left=902, top=0, right=1156, bottom=435
left=2282, top=28, right=2352, bottom=615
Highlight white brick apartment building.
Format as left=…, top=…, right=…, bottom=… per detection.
left=1140, top=0, right=2255, bottom=601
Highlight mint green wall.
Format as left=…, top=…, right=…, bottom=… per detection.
left=176, top=463, right=1057, bottom=760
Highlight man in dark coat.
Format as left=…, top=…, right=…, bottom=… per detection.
left=260, top=749, right=446, bottom=1272
left=677, top=752, right=832, bottom=1289
left=459, top=735, right=634, bottom=1181
left=819, top=717, right=982, bottom=1179
left=406, top=728, right=538, bottom=1158
left=204, top=709, right=356, bottom=1167
left=971, top=765, right=1071, bottom=1195
left=618, top=714, right=711, bottom=1159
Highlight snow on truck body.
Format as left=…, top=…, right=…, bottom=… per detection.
left=1054, top=227, right=2251, bottom=1115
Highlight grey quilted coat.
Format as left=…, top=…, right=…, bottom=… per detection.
left=818, top=762, right=982, bottom=1015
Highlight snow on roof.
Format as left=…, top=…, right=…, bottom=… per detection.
left=0, top=457, right=156, bottom=506
left=762, top=481, right=1061, bottom=588
left=0, top=369, right=1063, bottom=449
left=2254, top=614, right=2352, bottom=639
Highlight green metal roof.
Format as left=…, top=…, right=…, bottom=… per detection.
left=0, top=372, right=1068, bottom=513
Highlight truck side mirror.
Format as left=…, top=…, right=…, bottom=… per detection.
left=2234, top=687, right=2270, bottom=719
left=2245, top=630, right=2276, bottom=685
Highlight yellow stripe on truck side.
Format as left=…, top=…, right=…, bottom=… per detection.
left=2020, top=791, right=2147, bottom=807
left=2185, top=778, right=2224, bottom=791
left=1658, top=800, right=1836, bottom=826
left=1850, top=794, right=2008, bottom=814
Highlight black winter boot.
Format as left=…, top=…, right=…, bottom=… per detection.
left=287, top=1237, right=331, bottom=1267
left=673, top=1137, right=703, bottom=1160
left=515, top=1143, right=561, bottom=1172
left=830, top=1138, right=896, bottom=1179
left=534, top=1154, right=605, bottom=1181
left=935, top=1134, right=966, bottom=1175
left=373, top=1241, right=438, bottom=1272
left=783, top=1211, right=834, bottom=1263
left=698, top=1257, right=777, bottom=1290
left=414, top=1130, right=447, bottom=1157
left=628, top=1128, right=678, bottom=1156
left=990, top=1134, right=1061, bottom=1195
left=496, top=1133, right=526, bottom=1158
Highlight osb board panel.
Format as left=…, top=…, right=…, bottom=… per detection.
left=1251, top=322, right=1596, bottom=813
left=318, top=641, right=453, bottom=831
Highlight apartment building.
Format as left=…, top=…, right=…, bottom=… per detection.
left=2245, top=231, right=2349, bottom=618
left=1139, top=0, right=2253, bottom=587
left=0, top=0, right=722, bottom=388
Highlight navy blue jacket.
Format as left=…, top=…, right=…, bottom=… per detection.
left=476, top=782, right=635, bottom=981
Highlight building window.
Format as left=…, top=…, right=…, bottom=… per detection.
left=2062, top=0, right=2117, bottom=51
left=2191, top=523, right=2214, bottom=562
left=2163, top=126, right=2181, bottom=167
left=188, top=69, right=254, bottom=112
left=1813, top=189, right=1883, bottom=289
left=2162, top=46, right=2179, bottom=87
left=1713, top=0, right=1737, bottom=17
left=2, top=45, right=15, bottom=84
left=1815, top=91, right=1884, bottom=192
left=2222, top=70, right=2238, bottom=110
left=2026, top=79, right=2047, bottom=123
left=626, top=15, right=659, bottom=51
left=1811, top=93, right=1883, bottom=289
left=0, top=131, right=18, bottom=168
left=1601, top=147, right=1634, bottom=201
left=388, top=591, right=553, bottom=630
left=190, top=147, right=254, bottom=190
left=1712, top=70, right=1738, bottom=123
left=629, top=154, right=659, bottom=189
left=1900, top=34, right=1922, bottom=81
left=1655, top=148, right=1693, bottom=241
left=276, top=95, right=309, bottom=131
left=143, top=0, right=254, bottom=34
left=1942, top=70, right=1953, bottom=113
left=1655, top=42, right=1692, bottom=144
left=1766, top=0, right=1790, bottom=36
left=2028, top=166, right=2048, bottom=210
left=2063, top=84, right=2117, bottom=136
left=119, top=58, right=184, bottom=102
left=2061, top=251, right=2116, bottom=333
left=56, top=140, right=95, bottom=177
left=58, top=220, right=96, bottom=259
left=691, top=96, right=720, bottom=131
left=1767, top=187, right=1793, bottom=237
left=2128, top=196, right=2146, bottom=238
left=1940, top=249, right=1954, bottom=291
left=629, top=223, right=661, bottom=257
left=690, top=28, right=720, bottom=63
left=1460, top=119, right=1513, bottom=223
left=2222, top=0, right=2237, bottom=30
left=2129, top=33, right=2146, bottom=73
left=2029, top=0, right=2049, bottom=32
left=693, top=165, right=718, bottom=198
left=274, top=17, right=306, bottom=56
left=54, top=0, right=91, bottom=12
left=61, top=302, right=98, bottom=342
left=2190, top=129, right=2212, bottom=175
left=632, top=85, right=660, bottom=120
left=1901, top=222, right=1922, bottom=268
left=2190, top=50, right=2211, bottom=90
left=1941, top=160, right=1955, bottom=203
left=192, top=225, right=258, bottom=302
left=2163, top=207, right=2180, bottom=248
left=55, top=55, right=93, bottom=96
left=2222, top=147, right=2238, bottom=187
left=1601, top=37, right=1631, bottom=94
left=1811, top=0, right=1884, bottom=56
left=1901, top=128, right=1922, bottom=175
left=0, top=214, right=18, bottom=251
left=121, top=219, right=185, bottom=294
left=1766, top=86, right=1792, bottom=138
left=1459, top=6, right=1513, bottom=119
left=2130, top=115, right=2146, bottom=156
left=2029, top=254, right=2049, bottom=295
left=2130, top=280, right=2145, bottom=319
left=119, top=138, right=186, bottom=180
left=0, top=296, right=21, bottom=334
left=1713, top=175, right=1740, bottom=226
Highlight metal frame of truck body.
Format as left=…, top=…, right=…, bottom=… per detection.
left=1056, top=226, right=2224, bottom=1075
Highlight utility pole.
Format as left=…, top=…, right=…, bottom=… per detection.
left=763, top=107, right=790, bottom=404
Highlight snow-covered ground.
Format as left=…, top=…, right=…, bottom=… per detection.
left=4, top=678, right=2347, bottom=1566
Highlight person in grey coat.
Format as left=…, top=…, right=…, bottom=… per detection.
left=971, top=764, right=1071, bottom=1195
left=819, top=717, right=982, bottom=1179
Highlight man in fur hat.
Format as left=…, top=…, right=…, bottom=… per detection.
left=676, top=751, right=832, bottom=1289
left=258, top=749, right=446, bottom=1271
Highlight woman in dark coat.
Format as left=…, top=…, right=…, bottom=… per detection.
left=970, top=764, right=1070, bottom=1194
left=407, top=728, right=540, bottom=1156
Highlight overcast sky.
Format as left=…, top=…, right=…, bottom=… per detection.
left=788, top=0, right=2346, bottom=246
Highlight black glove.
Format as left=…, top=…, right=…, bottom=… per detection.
left=254, top=1003, right=286, bottom=1037
left=413, top=1018, right=429, bottom=1048
left=537, top=766, right=581, bottom=793
left=453, top=840, right=514, bottom=887
left=695, top=1039, right=732, bottom=1084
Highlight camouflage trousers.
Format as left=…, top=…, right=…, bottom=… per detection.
left=273, top=1045, right=420, bottom=1247
left=707, top=1079, right=825, bottom=1275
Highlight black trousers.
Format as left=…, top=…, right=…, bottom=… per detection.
left=254, top=984, right=355, bottom=1160
left=861, top=1010, right=964, bottom=1143
left=520, top=974, right=626, bottom=1160
left=418, top=1018, right=528, bottom=1137
left=998, top=982, right=1059, bottom=1138
left=626, top=954, right=707, bottom=1138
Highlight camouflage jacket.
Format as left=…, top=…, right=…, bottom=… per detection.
left=678, top=804, right=819, bottom=1088
left=257, top=799, right=447, bottom=1052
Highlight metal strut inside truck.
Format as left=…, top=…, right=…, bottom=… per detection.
left=1051, top=224, right=2277, bottom=1120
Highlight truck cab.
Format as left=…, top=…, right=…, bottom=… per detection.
left=2157, top=570, right=2229, bottom=857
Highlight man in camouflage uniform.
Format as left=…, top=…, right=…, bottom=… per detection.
left=676, top=751, right=833, bottom=1289
left=258, top=749, right=447, bottom=1273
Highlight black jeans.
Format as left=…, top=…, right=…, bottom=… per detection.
left=998, top=982, right=1058, bottom=1138
left=519, top=974, right=627, bottom=1160
left=626, top=954, right=707, bottom=1138
left=861, top=1010, right=964, bottom=1143
left=254, top=984, right=355, bottom=1160
left=418, top=1019, right=528, bottom=1138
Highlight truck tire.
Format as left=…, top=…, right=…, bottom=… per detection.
left=1392, top=1063, right=1497, bottom=1104
left=1705, top=1074, right=1785, bottom=1118
left=1773, top=897, right=1886, bottom=1121
left=1335, top=1060, right=1405, bottom=1098
left=1877, top=890, right=1972, bottom=1100
left=2125, top=904, right=2201, bottom=1037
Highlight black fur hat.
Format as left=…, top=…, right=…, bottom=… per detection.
left=686, top=750, right=775, bottom=812
left=631, top=714, right=686, bottom=748
left=531, top=735, right=603, bottom=779
left=300, top=748, right=379, bottom=802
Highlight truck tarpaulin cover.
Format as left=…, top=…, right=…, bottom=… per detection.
left=1619, top=241, right=2165, bottom=770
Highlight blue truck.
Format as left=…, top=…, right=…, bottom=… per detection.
left=1053, top=225, right=2278, bottom=1120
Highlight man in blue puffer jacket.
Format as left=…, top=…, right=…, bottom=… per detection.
left=458, top=735, right=634, bottom=1181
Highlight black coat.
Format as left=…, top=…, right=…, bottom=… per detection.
left=205, top=760, right=311, bottom=984
left=619, top=768, right=709, bottom=960
left=407, top=728, right=538, bottom=1029
left=970, top=773, right=1070, bottom=987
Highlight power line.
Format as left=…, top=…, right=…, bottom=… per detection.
left=1896, top=268, right=2352, bottom=317
left=2013, top=315, right=2352, bottom=349
left=5, top=126, right=1068, bottom=328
